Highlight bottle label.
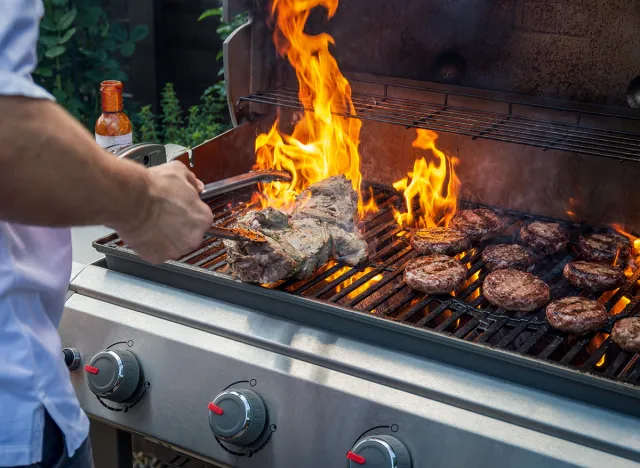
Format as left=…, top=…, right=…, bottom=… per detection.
left=95, top=132, right=133, bottom=154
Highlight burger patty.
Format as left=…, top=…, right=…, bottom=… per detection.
left=520, top=221, right=568, bottom=254
left=450, top=209, right=503, bottom=242
left=563, top=261, right=626, bottom=292
left=483, top=269, right=550, bottom=311
left=579, top=233, right=631, bottom=265
left=545, top=297, right=608, bottom=335
left=404, top=254, right=467, bottom=294
left=611, top=317, right=640, bottom=353
left=410, top=227, right=471, bottom=256
left=482, top=244, right=535, bottom=272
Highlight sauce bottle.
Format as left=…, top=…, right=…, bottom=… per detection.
left=94, top=80, right=133, bottom=153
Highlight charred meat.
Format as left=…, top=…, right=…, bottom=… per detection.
left=404, top=254, right=467, bottom=294
left=482, top=244, right=535, bottom=272
left=545, top=297, right=607, bottom=335
left=224, top=176, right=367, bottom=284
left=611, top=317, right=640, bottom=353
left=410, top=227, right=471, bottom=256
left=520, top=222, right=568, bottom=255
left=579, top=233, right=631, bottom=265
left=450, top=209, right=503, bottom=242
left=563, top=261, right=626, bottom=292
left=483, top=269, right=550, bottom=311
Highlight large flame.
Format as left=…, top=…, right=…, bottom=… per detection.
left=253, top=0, right=374, bottom=216
left=392, top=129, right=460, bottom=228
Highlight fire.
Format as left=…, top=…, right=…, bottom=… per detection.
left=253, top=0, right=375, bottom=216
left=392, top=129, right=460, bottom=228
left=324, top=265, right=383, bottom=299
left=611, top=224, right=640, bottom=257
left=587, top=333, right=609, bottom=368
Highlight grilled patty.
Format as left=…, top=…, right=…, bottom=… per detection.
left=410, top=227, right=471, bottom=256
left=579, top=233, right=631, bottom=265
left=483, top=269, right=550, bottom=311
left=563, top=261, right=626, bottom=292
left=546, top=297, right=608, bottom=335
left=482, top=244, right=535, bottom=272
left=520, top=222, right=568, bottom=254
left=611, top=317, right=640, bottom=353
left=404, top=254, right=467, bottom=294
left=450, top=209, right=503, bottom=242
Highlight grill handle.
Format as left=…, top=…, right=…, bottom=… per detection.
left=199, top=170, right=291, bottom=201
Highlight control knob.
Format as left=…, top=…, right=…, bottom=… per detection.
left=208, top=388, right=266, bottom=446
left=347, top=435, right=412, bottom=467
left=84, top=349, right=142, bottom=402
left=62, top=347, right=81, bottom=370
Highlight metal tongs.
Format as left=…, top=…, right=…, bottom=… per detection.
left=201, top=169, right=292, bottom=243
left=199, top=169, right=292, bottom=201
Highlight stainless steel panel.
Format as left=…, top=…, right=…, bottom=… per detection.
left=67, top=265, right=640, bottom=463
left=60, top=293, right=639, bottom=467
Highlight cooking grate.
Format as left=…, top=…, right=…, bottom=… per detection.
left=96, top=187, right=640, bottom=388
left=238, top=86, right=640, bottom=162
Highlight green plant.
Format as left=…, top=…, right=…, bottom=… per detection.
left=35, top=0, right=149, bottom=125
left=135, top=5, right=248, bottom=147
left=138, top=83, right=228, bottom=147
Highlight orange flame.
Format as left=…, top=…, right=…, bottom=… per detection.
left=392, top=130, right=459, bottom=228
left=611, top=224, right=640, bottom=257
left=252, top=0, right=375, bottom=216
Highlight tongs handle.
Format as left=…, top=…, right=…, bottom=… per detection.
left=200, top=170, right=292, bottom=201
left=205, top=226, right=267, bottom=243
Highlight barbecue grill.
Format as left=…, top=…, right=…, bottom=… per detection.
left=61, top=1, right=640, bottom=467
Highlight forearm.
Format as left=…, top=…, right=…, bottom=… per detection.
left=0, top=95, right=150, bottom=228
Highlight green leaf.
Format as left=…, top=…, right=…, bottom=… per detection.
left=58, top=8, right=77, bottom=30
left=45, top=45, right=66, bottom=58
left=110, top=23, right=127, bottom=42
left=95, top=49, right=108, bottom=62
left=198, top=8, right=222, bottom=21
left=119, top=41, right=135, bottom=57
left=78, top=6, right=102, bottom=27
left=40, top=17, right=58, bottom=32
left=102, top=39, right=117, bottom=51
left=52, top=89, right=68, bottom=102
left=110, top=69, right=129, bottom=82
left=52, top=0, right=68, bottom=5
left=130, top=24, right=149, bottom=42
left=216, top=50, right=223, bottom=61
left=39, top=35, right=60, bottom=46
left=59, top=27, right=76, bottom=44
left=84, top=69, right=104, bottom=82
left=104, top=59, right=119, bottom=69
left=35, top=67, right=54, bottom=77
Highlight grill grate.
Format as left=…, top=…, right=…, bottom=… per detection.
left=238, top=87, right=640, bottom=162
left=98, top=188, right=640, bottom=387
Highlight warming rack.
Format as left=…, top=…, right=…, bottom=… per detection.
left=238, top=86, right=640, bottom=162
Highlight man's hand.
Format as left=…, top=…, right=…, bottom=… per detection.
left=114, top=161, right=213, bottom=264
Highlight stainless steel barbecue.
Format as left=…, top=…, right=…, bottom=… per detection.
left=61, top=1, right=640, bottom=467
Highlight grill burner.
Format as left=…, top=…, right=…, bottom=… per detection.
left=95, top=185, right=640, bottom=395
left=239, top=83, right=640, bottom=162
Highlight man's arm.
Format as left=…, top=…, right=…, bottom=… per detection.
left=0, top=95, right=151, bottom=228
left=0, top=95, right=214, bottom=264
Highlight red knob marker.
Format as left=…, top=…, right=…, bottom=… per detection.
left=346, top=451, right=366, bottom=464
left=208, top=402, right=224, bottom=415
left=84, top=365, right=99, bottom=375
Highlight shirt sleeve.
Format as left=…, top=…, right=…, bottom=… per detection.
left=0, top=0, right=54, bottom=100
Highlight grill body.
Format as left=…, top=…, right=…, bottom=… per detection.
left=60, top=1, right=640, bottom=466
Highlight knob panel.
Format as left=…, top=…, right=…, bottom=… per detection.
left=349, top=435, right=412, bottom=468
left=86, top=349, right=141, bottom=402
left=208, top=389, right=266, bottom=446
